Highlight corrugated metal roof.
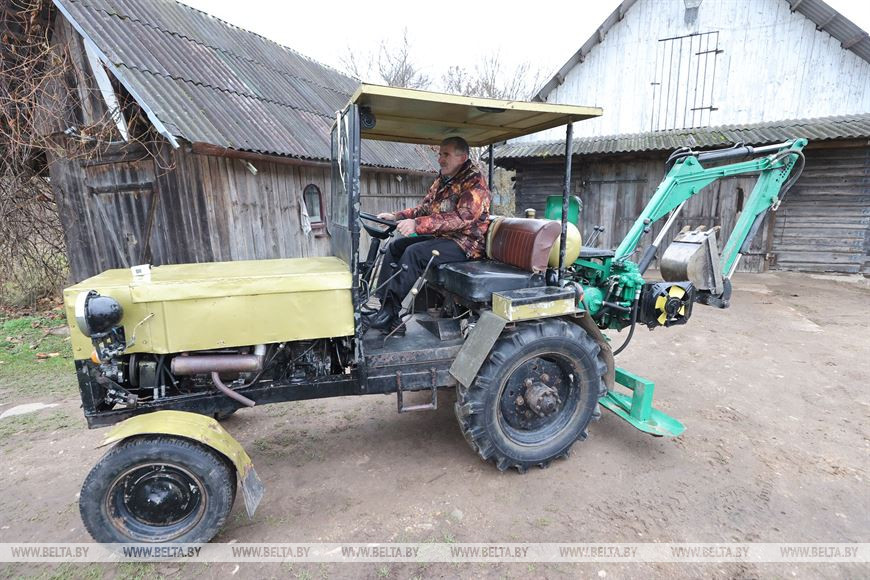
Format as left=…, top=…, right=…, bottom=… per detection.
left=787, top=0, right=870, bottom=64
left=54, top=0, right=436, bottom=171
left=495, top=113, right=870, bottom=159
left=536, top=0, right=869, bottom=102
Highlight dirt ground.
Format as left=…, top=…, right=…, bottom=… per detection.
left=0, top=271, right=868, bottom=579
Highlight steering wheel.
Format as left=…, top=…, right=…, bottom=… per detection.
left=359, top=211, right=397, bottom=239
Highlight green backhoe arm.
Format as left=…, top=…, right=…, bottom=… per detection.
left=614, top=139, right=807, bottom=277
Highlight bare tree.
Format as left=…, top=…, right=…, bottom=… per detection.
left=441, top=53, right=542, bottom=100
left=340, top=28, right=430, bottom=89
left=0, top=0, right=165, bottom=307
left=441, top=54, right=544, bottom=217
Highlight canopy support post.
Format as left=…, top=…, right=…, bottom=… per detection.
left=487, top=144, right=494, bottom=192
left=558, top=122, right=574, bottom=274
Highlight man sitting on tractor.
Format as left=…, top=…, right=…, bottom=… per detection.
left=368, top=136, right=492, bottom=334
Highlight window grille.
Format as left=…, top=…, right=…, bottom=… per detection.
left=650, top=31, right=722, bottom=131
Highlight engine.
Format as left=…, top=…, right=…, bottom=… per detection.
left=83, top=339, right=346, bottom=411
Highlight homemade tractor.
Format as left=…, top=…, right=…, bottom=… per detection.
left=64, top=85, right=806, bottom=543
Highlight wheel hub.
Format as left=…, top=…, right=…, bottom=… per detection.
left=523, top=377, right=562, bottom=417
left=121, top=466, right=201, bottom=526
left=499, top=357, right=574, bottom=435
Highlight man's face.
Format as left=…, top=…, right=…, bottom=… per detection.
left=438, top=143, right=468, bottom=178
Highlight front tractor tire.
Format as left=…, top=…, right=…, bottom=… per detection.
left=455, top=319, right=607, bottom=473
left=80, top=435, right=236, bottom=543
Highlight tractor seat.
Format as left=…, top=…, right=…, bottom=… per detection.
left=430, top=218, right=560, bottom=303
left=579, top=247, right=615, bottom=259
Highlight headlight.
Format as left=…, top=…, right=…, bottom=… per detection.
left=74, top=290, right=123, bottom=337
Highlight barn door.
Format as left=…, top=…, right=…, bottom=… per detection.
left=83, top=156, right=158, bottom=270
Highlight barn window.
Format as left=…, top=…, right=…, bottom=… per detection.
left=650, top=31, right=722, bottom=131
left=303, top=184, right=325, bottom=232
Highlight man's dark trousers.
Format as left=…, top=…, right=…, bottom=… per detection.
left=376, top=236, right=467, bottom=303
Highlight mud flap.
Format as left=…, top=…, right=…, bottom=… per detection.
left=240, top=467, right=265, bottom=518
left=449, top=310, right=507, bottom=388
left=97, top=410, right=264, bottom=517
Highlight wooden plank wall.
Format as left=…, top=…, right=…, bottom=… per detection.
left=772, top=145, right=870, bottom=274
left=513, top=144, right=870, bottom=274
left=52, top=140, right=433, bottom=282
left=358, top=171, right=434, bottom=252
left=45, top=14, right=436, bottom=282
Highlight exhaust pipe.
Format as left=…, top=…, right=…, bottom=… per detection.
left=211, top=372, right=256, bottom=407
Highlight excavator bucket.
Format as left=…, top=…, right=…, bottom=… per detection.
left=660, top=226, right=725, bottom=294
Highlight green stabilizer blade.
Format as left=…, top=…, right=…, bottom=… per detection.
left=599, top=368, right=686, bottom=437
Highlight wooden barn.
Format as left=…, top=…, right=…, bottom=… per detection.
left=39, top=0, right=437, bottom=282
left=500, top=0, right=870, bottom=274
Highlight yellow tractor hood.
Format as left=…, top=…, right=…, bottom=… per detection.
left=63, top=257, right=354, bottom=359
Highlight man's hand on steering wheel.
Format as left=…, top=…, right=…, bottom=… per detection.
left=396, top=219, right=416, bottom=236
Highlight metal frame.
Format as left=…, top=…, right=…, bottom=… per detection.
left=599, top=367, right=685, bottom=437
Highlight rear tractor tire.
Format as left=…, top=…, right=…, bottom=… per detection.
left=79, top=435, right=236, bottom=543
left=455, top=318, right=607, bottom=473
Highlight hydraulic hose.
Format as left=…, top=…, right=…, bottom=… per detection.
left=770, top=149, right=806, bottom=204
left=613, top=298, right=639, bottom=356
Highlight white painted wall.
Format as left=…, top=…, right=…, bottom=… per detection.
left=522, top=0, right=870, bottom=141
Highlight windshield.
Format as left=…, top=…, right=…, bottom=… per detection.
left=330, top=112, right=352, bottom=229
left=328, top=105, right=360, bottom=270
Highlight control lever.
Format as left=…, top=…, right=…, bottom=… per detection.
left=369, top=263, right=408, bottom=303
left=586, top=225, right=605, bottom=247
left=403, top=249, right=440, bottom=313
left=412, top=250, right=440, bottom=297
left=388, top=250, right=440, bottom=341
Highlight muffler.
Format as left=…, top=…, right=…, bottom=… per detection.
left=171, top=353, right=263, bottom=375
left=660, top=226, right=725, bottom=294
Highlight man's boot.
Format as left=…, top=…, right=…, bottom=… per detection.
left=368, top=295, right=405, bottom=336
left=368, top=295, right=398, bottom=330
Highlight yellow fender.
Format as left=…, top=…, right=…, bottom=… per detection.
left=98, top=410, right=264, bottom=517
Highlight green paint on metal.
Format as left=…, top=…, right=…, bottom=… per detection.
left=544, top=194, right=582, bottom=226
left=599, top=367, right=686, bottom=437
left=581, top=285, right=605, bottom=315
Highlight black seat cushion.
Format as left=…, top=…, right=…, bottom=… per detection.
left=431, top=260, right=545, bottom=303
left=579, top=247, right=615, bottom=259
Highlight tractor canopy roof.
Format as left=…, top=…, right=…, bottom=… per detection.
left=348, top=84, right=603, bottom=147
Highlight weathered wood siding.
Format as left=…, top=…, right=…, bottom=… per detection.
left=771, top=145, right=870, bottom=273
left=524, top=0, right=870, bottom=141
left=51, top=140, right=433, bottom=282
left=512, top=143, right=870, bottom=274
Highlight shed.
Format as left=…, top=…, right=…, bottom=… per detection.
left=39, top=0, right=437, bottom=282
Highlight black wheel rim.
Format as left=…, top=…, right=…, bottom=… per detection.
left=106, top=463, right=207, bottom=541
left=497, top=352, right=582, bottom=445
